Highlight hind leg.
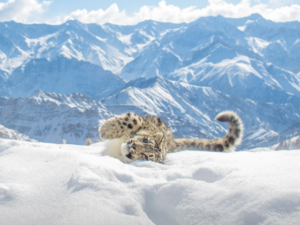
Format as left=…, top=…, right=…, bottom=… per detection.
left=99, top=113, right=143, bottom=140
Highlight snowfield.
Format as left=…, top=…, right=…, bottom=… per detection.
left=0, top=139, right=299, bottom=225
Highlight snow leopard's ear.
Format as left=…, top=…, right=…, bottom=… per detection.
left=153, top=132, right=163, bottom=145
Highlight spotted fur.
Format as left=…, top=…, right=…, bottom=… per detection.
left=98, top=111, right=243, bottom=163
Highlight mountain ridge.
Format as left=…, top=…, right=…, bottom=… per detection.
left=0, top=14, right=299, bottom=148
left=1, top=76, right=299, bottom=148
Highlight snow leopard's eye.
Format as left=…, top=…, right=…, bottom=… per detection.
left=148, top=154, right=154, bottom=158
left=143, top=138, right=148, bottom=143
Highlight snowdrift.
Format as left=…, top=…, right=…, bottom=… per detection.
left=0, top=139, right=299, bottom=225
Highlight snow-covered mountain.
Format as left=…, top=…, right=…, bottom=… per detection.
left=0, top=124, right=37, bottom=142
left=121, top=14, right=300, bottom=107
left=0, top=14, right=300, bottom=148
left=121, top=14, right=300, bottom=79
left=0, top=19, right=181, bottom=79
left=0, top=92, right=112, bottom=144
left=7, top=57, right=125, bottom=98
left=100, top=76, right=300, bottom=148
left=275, top=135, right=300, bottom=150
left=1, top=76, right=299, bottom=149
left=168, top=57, right=300, bottom=107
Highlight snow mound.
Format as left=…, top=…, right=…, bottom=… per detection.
left=0, top=139, right=299, bottom=225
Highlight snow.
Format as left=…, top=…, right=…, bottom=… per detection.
left=24, top=32, right=59, bottom=48
left=0, top=139, right=300, bottom=225
left=93, top=35, right=107, bottom=42
left=102, top=45, right=134, bottom=74
left=246, top=126, right=277, bottom=141
left=162, top=46, right=182, bottom=62
left=237, top=19, right=255, bottom=31
left=0, top=49, right=29, bottom=78
left=246, top=37, right=270, bottom=56
left=237, top=26, right=246, bottom=32
left=135, top=29, right=156, bottom=51
left=294, top=39, right=300, bottom=45
left=116, top=32, right=133, bottom=45
left=275, top=136, right=300, bottom=150
left=59, top=43, right=85, bottom=61
left=0, top=125, right=37, bottom=142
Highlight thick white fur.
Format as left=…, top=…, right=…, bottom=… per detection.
left=101, top=136, right=127, bottom=162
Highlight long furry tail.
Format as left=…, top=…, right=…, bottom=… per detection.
left=174, top=111, right=243, bottom=152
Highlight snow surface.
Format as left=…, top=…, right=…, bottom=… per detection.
left=1, top=139, right=299, bottom=225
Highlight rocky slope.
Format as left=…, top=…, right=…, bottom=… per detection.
left=1, top=77, right=299, bottom=148
left=0, top=124, right=37, bottom=142
left=0, top=14, right=300, bottom=148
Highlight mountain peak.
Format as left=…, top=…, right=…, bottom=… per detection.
left=64, top=19, right=82, bottom=25
left=63, top=19, right=88, bottom=30
left=29, top=90, right=45, bottom=97
left=246, top=13, right=264, bottom=21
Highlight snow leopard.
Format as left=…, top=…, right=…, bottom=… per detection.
left=98, top=111, right=243, bottom=164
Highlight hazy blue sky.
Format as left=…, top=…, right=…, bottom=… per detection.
left=0, top=0, right=299, bottom=24
left=41, top=0, right=295, bottom=14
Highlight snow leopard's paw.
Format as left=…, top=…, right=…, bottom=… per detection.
left=99, top=113, right=143, bottom=140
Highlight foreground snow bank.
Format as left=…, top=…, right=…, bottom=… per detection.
left=0, top=139, right=299, bottom=225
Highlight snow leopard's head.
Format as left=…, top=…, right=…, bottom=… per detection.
left=121, top=132, right=164, bottom=163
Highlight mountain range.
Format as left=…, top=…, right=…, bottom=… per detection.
left=0, top=14, right=300, bottom=149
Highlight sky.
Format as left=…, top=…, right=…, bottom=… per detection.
left=0, top=0, right=299, bottom=25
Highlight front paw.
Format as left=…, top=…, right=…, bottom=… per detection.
left=99, top=113, right=143, bottom=140
left=99, top=117, right=125, bottom=140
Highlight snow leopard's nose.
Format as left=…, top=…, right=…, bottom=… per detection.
left=131, top=143, right=136, bottom=149
left=126, top=152, right=133, bottom=159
